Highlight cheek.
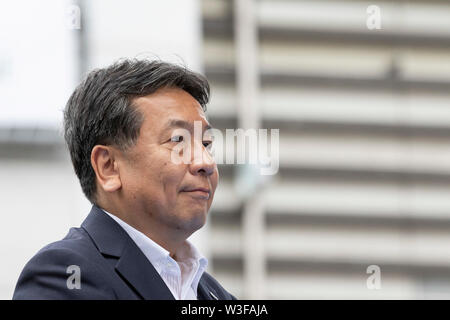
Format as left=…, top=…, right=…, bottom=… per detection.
left=210, top=169, right=219, bottom=196
left=213, top=167, right=219, bottom=187
left=131, top=153, right=172, bottom=195
left=160, top=163, right=187, bottom=196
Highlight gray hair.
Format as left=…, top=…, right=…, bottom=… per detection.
left=63, top=58, right=210, bottom=204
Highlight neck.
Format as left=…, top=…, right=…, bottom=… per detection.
left=97, top=199, right=191, bottom=257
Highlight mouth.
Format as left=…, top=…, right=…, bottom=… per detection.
left=181, top=187, right=211, bottom=200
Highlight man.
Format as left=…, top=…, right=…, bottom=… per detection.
left=13, top=59, right=236, bottom=300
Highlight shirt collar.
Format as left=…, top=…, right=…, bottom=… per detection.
left=101, top=209, right=208, bottom=278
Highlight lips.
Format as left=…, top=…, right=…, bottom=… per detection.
left=181, top=187, right=211, bottom=200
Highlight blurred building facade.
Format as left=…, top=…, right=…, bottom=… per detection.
left=2, top=0, right=450, bottom=299
left=203, top=0, right=450, bottom=299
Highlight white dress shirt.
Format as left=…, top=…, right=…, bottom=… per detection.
left=102, top=209, right=208, bottom=300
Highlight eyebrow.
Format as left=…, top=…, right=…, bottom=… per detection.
left=162, top=119, right=213, bottom=133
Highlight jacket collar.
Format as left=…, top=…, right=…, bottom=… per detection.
left=81, top=205, right=175, bottom=300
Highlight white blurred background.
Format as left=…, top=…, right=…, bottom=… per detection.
left=2, top=0, right=450, bottom=299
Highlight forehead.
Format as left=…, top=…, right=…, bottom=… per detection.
left=133, top=87, right=209, bottom=134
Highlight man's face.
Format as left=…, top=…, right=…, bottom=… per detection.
left=118, top=87, right=219, bottom=235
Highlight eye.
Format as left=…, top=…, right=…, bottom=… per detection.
left=170, top=135, right=184, bottom=143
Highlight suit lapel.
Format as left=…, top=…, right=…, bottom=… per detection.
left=115, top=236, right=175, bottom=300
left=197, top=276, right=219, bottom=300
left=81, top=205, right=175, bottom=300
left=197, top=279, right=210, bottom=300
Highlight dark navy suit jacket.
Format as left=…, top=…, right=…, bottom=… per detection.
left=13, top=205, right=236, bottom=300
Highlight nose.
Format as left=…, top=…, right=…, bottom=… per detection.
left=189, top=141, right=216, bottom=176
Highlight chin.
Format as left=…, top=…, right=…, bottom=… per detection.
left=183, top=210, right=207, bottom=232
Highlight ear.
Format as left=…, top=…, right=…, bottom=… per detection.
left=91, top=145, right=122, bottom=193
